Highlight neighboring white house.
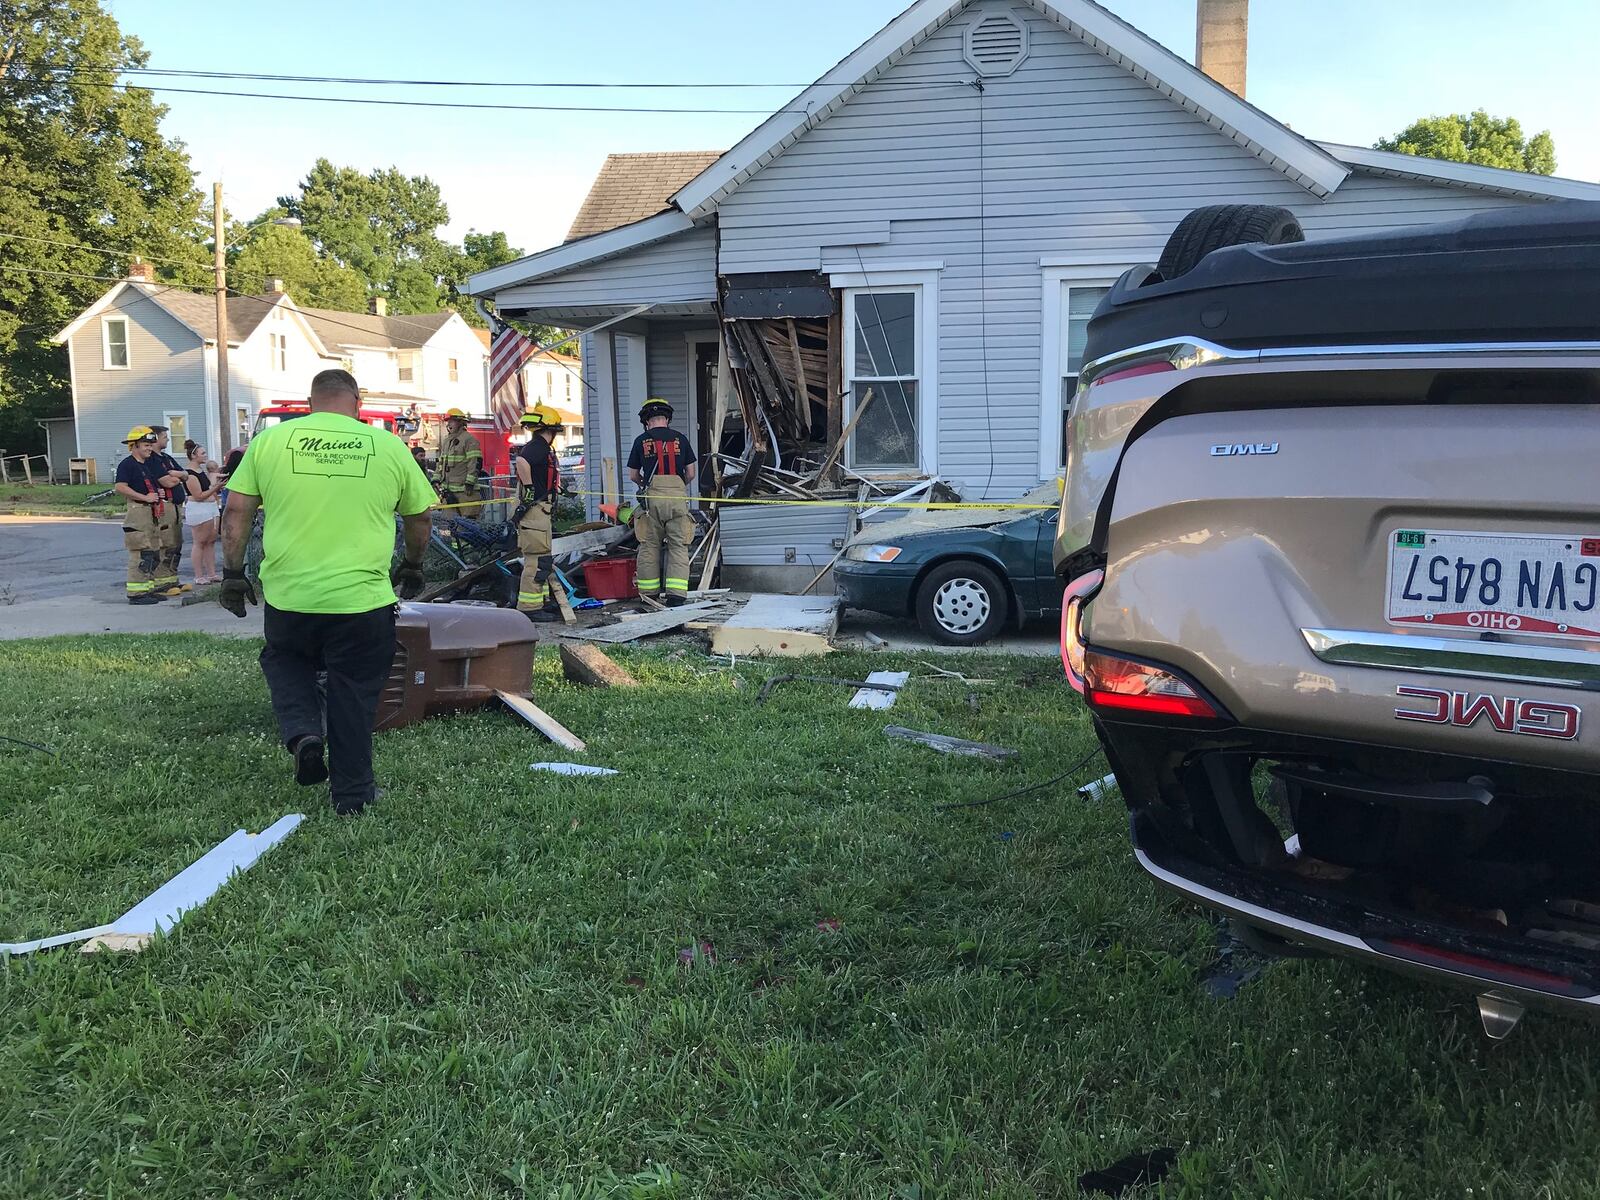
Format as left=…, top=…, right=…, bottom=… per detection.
left=469, top=0, right=1600, bottom=563
left=54, top=263, right=491, bottom=479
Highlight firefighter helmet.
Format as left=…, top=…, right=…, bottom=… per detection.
left=638, top=398, right=673, bottom=423
left=520, top=404, right=563, bottom=432
left=444, top=407, right=469, bottom=421
left=123, top=425, right=157, bottom=445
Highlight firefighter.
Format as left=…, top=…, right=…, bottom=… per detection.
left=433, top=408, right=482, bottom=511
left=113, top=426, right=176, bottom=604
left=627, top=398, right=697, bottom=605
left=513, top=405, right=564, bottom=622
left=147, top=424, right=190, bottom=595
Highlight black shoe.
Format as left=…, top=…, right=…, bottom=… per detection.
left=663, top=594, right=687, bottom=608
left=525, top=608, right=560, bottom=623
left=128, top=593, right=162, bottom=605
left=333, top=786, right=382, bottom=817
left=292, top=735, right=329, bottom=786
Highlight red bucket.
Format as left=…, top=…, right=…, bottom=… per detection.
left=583, top=556, right=638, bottom=601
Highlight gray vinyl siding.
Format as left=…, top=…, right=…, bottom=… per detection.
left=69, top=289, right=206, bottom=484
left=497, top=225, right=717, bottom=310
left=714, top=0, right=1536, bottom=498
left=719, top=503, right=852, bottom=570
left=580, top=333, right=603, bottom=517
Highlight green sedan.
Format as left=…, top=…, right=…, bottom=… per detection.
left=834, top=483, right=1063, bottom=646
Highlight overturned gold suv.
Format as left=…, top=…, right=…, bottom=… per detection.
left=1056, top=202, right=1600, bottom=1036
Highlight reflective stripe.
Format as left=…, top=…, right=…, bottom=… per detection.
left=665, top=578, right=690, bottom=589
left=126, top=581, right=154, bottom=594
left=635, top=578, right=660, bottom=590
left=517, top=589, right=547, bottom=604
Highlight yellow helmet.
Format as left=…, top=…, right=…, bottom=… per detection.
left=520, top=404, right=564, bottom=431
left=123, top=425, right=157, bottom=445
left=444, top=407, right=468, bottom=421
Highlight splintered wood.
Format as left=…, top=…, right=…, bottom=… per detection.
left=498, top=690, right=586, bottom=750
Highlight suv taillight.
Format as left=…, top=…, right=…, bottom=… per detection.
left=1060, top=569, right=1103, bottom=692
left=1083, top=649, right=1219, bottom=720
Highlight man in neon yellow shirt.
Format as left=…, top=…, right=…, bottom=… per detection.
left=220, top=369, right=434, bottom=815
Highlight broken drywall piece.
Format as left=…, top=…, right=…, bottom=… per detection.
left=849, top=670, right=910, bottom=710
left=883, top=725, right=1017, bottom=762
left=530, top=763, right=619, bottom=777
left=563, top=602, right=721, bottom=645
left=711, top=593, right=840, bottom=658
left=1, top=813, right=304, bottom=957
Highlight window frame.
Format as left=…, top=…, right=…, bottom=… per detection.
left=102, top=316, right=131, bottom=370
left=397, top=351, right=416, bottom=384
left=448, top=357, right=459, bottom=383
left=162, top=410, right=189, bottom=446
left=1038, top=266, right=1123, bottom=479
left=270, top=332, right=288, bottom=372
left=832, top=266, right=940, bottom=474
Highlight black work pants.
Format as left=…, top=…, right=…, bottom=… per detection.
left=260, top=603, right=397, bottom=810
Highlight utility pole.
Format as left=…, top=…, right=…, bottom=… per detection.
left=213, top=180, right=232, bottom=456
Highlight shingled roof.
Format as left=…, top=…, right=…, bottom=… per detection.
left=299, top=307, right=456, bottom=351
left=152, top=290, right=279, bottom=344
left=566, top=151, right=722, bottom=241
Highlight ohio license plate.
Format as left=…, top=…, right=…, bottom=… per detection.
left=1387, top=529, right=1600, bottom=639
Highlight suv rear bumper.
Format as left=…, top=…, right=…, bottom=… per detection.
left=1098, top=712, right=1600, bottom=1016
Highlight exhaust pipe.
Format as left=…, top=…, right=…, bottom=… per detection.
left=1476, top=992, right=1526, bottom=1040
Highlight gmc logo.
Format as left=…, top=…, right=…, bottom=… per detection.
left=1395, top=686, right=1581, bottom=741
left=1210, top=442, right=1279, bottom=457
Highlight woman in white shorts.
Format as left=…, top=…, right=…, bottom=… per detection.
left=182, top=440, right=224, bottom=584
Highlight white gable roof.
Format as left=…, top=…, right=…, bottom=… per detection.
left=671, top=0, right=1353, bottom=216
left=1316, top=142, right=1600, bottom=203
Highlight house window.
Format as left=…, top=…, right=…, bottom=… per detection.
left=235, top=404, right=252, bottom=445
left=102, top=317, right=130, bottom=369
left=546, top=371, right=554, bottom=398
left=1039, top=270, right=1119, bottom=477
left=843, top=287, right=922, bottom=469
left=163, top=412, right=188, bottom=445
left=565, top=374, right=572, bottom=401
left=271, top=333, right=288, bottom=372
left=448, top=357, right=459, bottom=382
left=397, top=352, right=415, bottom=383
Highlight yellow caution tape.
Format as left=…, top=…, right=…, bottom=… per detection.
left=429, top=490, right=1055, bottom=514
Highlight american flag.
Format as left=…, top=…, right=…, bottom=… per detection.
left=489, top=319, right=538, bottom=432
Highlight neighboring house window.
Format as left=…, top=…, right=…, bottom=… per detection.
left=546, top=371, right=554, bottom=398
left=398, top=352, right=415, bottom=383
left=448, top=357, right=459, bottom=382
left=843, top=287, right=923, bottom=469
left=236, top=404, right=252, bottom=445
left=1040, top=269, right=1119, bottom=477
left=163, top=411, right=188, bottom=445
left=565, top=374, right=572, bottom=401
left=102, top=317, right=130, bottom=369
left=271, top=333, right=288, bottom=372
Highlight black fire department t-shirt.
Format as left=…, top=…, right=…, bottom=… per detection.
left=115, top=455, right=162, bottom=499
left=517, top=437, right=559, bottom=502
left=627, top=427, right=696, bottom=487
left=154, top=451, right=186, bottom=506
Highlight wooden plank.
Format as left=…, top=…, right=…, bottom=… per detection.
left=498, top=690, right=586, bottom=750
left=559, top=643, right=640, bottom=689
left=552, top=524, right=631, bottom=560
left=563, top=601, right=722, bottom=644
left=811, top=387, right=873, bottom=485
left=824, top=307, right=842, bottom=481
left=786, top=318, right=812, bottom=436
left=801, top=547, right=845, bottom=595
left=884, top=725, right=1017, bottom=762
left=696, top=530, right=721, bottom=591
left=849, top=670, right=909, bottom=711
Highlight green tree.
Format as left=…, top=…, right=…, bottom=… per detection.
left=0, top=0, right=207, bottom=452
left=280, top=160, right=456, bottom=314
left=1375, top=109, right=1556, bottom=175
left=232, top=224, right=367, bottom=312
left=444, top=229, right=523, bottom=327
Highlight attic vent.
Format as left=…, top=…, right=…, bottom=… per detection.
left=964, top=12, right=1029, bottom=77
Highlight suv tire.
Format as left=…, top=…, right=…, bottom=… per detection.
left=915, top=560, right=1009, bottom=646
left=1158, top=204, right=1305, bottom=281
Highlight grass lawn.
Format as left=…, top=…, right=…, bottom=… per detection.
left=0, top=482, right=121, bottom=517
left=4, top=635, right=1600, bottom=1198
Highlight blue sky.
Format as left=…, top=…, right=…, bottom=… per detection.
left=109, top=0, right=1600, bottom=253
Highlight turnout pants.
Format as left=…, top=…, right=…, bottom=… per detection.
left=260, top=603, right=397, bottom=812
left=122, top=501, right=174, bottom=598
left=155, top=502, right=183, bottom=588
left=634, top=476, right=692, bottom=598
left=516, top=500, right=556, bottom=612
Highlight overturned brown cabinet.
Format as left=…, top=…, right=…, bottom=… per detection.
left=375, top=603, right=538, bottom=730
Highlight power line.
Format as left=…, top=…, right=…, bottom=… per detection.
left=0, top=229, right=209, bottom=272
left=40, top=65, right=963, bottom=90
left=17, top=78, right=807, bottom=115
